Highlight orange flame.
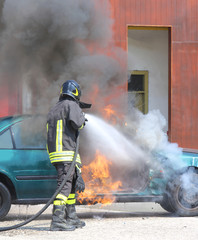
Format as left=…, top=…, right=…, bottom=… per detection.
left=102, top=104, right=118, bottom=125
left=78, top=84, right=126, bottom=204
left=103, top=104, right=116, bottom=118
left=78, top=150, right=122, bottom=205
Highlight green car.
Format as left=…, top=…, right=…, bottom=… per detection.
left=0, top=115, right=57, bottom=219
left=0, top=115, right=198, bottom=219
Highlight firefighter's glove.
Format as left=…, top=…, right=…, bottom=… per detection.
left=83, top=118, right=88, bottom=127
left=75, top=166, right=85, bottom=193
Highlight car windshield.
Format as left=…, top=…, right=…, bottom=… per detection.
left=11, top=117, right=46, bottom=149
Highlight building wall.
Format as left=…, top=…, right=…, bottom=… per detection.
left=110, top=0, right=198, bottom=149
left=0, top=75, right=21, bottom=118
left=0, top=85, right=9, bottom=117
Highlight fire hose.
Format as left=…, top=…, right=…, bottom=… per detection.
left=0, top=132, right=80, bottom=232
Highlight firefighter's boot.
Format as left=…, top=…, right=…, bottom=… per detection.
left=50, top=205, right=75, bottom=231
left=66, top=204, right=86, bottom=228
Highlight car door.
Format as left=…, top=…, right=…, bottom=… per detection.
left=10, top=118, right=57, bottom=200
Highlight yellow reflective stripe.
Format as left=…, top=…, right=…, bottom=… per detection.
left=75, top=164, right=81, bottom=173
left=53, top=200, right=65, bottom=205
left=67, top=193, right=75, bottom=204
left=60, top=86, right=63, bottom=95
left=50, top=159, right=81, bottom=164
left=47, top=146, right=49, bottom=154
left=72, top=88, right=78, bottom=97
left=68, top=193, right=75, bottom=199
left=56, top=120, right=63, bottom=152
left=49, top=151, right=81, bottom=164
left=56, top=194, right=68, bottom=203
left=46, top=123, right=49, bottom=154
left=50, top=156, right=78, bottom=160
left=66, top=199, right=76, bottom=205
left=50, top=156, right=81, bottom=161
left=79, top=124, right=84, bottom=130
left=56, top=121, right=59, bottom=151
left=49, top=151, right=80, bottom=157
left=50, top=155, right=81, bottom=160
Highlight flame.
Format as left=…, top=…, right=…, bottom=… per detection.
left=102, top=104, right=118, bottom=125
left=103, top=104, right=116, bottom=118
left=78, top=84, right=126, bottom=204
left=78, top=150, right=122, bottom=205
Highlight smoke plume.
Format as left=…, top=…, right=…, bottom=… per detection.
left=0, top=0, right=190, bottom=196
left=124, top=107, right=184, bottom=170
left=0, top=0, right=126, bottom=114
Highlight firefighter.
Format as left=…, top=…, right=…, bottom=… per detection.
left=47, top=80, right=86, bottom=231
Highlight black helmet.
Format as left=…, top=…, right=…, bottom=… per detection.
left=60, top=80, right=81, bottom=101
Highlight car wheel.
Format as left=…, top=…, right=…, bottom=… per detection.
left=160, top=192, right=175, bottom=213
left=0, top=182, right=11, bottom=220
left=168, top=168, right=198, bottom=216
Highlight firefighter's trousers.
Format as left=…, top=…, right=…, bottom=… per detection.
left=53, top=163, right=77, bottom=206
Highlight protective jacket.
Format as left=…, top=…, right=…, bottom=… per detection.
left=47, top=98, right=85, bottom=166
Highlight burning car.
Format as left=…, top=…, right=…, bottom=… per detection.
left=0, top=115, right=198, bottom=220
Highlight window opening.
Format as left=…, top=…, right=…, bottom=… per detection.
left=128, top=71, right=148, bottom=114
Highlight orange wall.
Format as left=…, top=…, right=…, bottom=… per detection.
left=109, top=0, right=198, bottom=149
left=0, top=86, right=9, bottom=117
left=0, top=77, right=21, bottom=118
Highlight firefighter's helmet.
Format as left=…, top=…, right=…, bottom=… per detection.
left=60, top=80, right=81, bottom=101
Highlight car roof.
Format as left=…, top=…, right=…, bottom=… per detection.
left=0, top=115, right=27, bottom=132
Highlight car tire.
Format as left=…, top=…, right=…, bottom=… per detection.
left=0, top=182, right=11, bottom=220
left=168, top=168, right=198, bottom=216
left=160, top=192, right=175, bottom=213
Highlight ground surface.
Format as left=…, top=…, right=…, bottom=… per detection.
left=0, top=203, right=198, bottom=240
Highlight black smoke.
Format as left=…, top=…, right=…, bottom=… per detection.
left=0, top=0, right=126, bottom=114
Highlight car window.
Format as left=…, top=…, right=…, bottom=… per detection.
left=11, top=118, right=46, bottom=149
left=0, top=129, right=13, bottom=149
